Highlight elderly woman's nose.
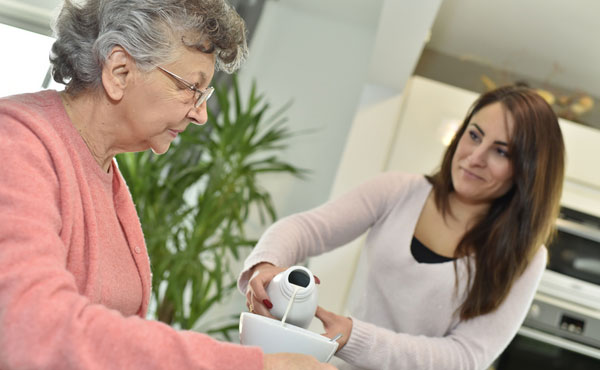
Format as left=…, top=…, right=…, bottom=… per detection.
left=188, top=104, right=208, bottom=125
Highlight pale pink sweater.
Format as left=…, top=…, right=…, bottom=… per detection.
left=0, top=90, right=262, bottom=369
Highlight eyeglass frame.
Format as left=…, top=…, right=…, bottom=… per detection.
left=155, top=66, right=214, bottom=108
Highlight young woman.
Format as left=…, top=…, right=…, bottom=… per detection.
left=239, top=85, right=565, bottom=369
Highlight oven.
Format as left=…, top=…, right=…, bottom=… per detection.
left=495, top=207, right=600, bottom=369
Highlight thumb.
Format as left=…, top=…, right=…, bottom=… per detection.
left=315, top=306, right=334, bottom=328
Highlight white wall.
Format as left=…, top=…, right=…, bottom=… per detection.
left=235, top=0, right=443, bottom=321
left=204, top=0, right=381, bottom=338
left=307, top=0, right=444, bottom=317
left=237, top=1, right=378, bottom=219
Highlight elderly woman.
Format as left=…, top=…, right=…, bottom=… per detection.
left=0, top=1, right=335, bottom=369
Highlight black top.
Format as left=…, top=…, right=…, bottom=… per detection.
left=411, top=236, right=455, bottom=263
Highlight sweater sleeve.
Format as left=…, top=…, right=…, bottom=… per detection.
left=0, top=107, right=262, bottom=369
left=336, top=247, right=547, bottom=370
left=237, top=172, right=416, bottom=294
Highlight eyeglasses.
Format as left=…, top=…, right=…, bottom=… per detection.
left=156, top=66, right=214, bottom=108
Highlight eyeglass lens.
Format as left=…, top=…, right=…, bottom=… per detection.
left=195, top=87, right=214, bottom=108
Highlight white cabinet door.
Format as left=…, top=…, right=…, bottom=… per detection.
left=386, top=76, right=478, bottom=174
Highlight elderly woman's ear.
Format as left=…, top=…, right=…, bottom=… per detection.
left=101, top=46, right=132, bottom=101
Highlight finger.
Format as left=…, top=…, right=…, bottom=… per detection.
left=315, top=306, right=335, bottom=333
left=245, top=290, right=253, bottom=311
left=258, top=307, right=277, bottom=319
left=250, top=295, right=275, bottom=317
left=245, top=290, right=252, bottom=306
left=247, top=289, right=277, bottom=319
left=315, top=306, right=349, bottom=341
left=248, top=277, right=273, bottom=309
left=315, top=306, right=333, bottom=322
left=249, top=265, right=286, bottom=310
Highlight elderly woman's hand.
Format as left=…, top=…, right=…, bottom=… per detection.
left=263, top=353, right=337, bottom=369
left=315, top=306, right=353, bottom=351
left=245, top=262, right=286, bottom=317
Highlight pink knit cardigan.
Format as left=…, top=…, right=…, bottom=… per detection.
left=0, top=90, right=262, bottom=369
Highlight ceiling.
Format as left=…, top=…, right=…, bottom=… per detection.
left=428, top=0, right=600, bottom=99
left=281, top=0, right=383, bottom=28
left=4, top=0, right=600, bottom=99
left=282, top=0, right=600, bottom=98
left=8, top=0, right=61, bottom=11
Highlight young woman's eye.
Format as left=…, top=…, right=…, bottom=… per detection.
left=496, top=147, right=510, bottom=158
left=468, top=130, right=480, bottom=142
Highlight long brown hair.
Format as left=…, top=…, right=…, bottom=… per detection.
left=427, top=85, right=565, bottom=320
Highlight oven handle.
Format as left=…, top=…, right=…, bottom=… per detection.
left=556, top=218, right=600, bottom=244
left=517, top=326, right=600, bottom=360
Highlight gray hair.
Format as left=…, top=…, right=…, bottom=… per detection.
left=50, top=0, right=248, bottom=93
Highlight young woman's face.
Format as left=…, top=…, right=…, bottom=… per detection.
left=451, top=102, right=515, bottom=205
left=121, top=47, right=216, bottom=154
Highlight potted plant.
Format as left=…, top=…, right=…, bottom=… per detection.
left=116, top=74, right=305, bottom=338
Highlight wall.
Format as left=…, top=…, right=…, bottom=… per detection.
left=233, top=0, right=444, bottom=324
left=193, top=0, right=382, bottom=337
left=306, top=0, right=444, bottom=318
left=236, top=1, right=378, bottom=221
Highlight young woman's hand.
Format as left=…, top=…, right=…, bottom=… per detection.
left=315, top=306, right=353, bottom=351
left=263, top=353, right=337, bottom=369
left=245, top=262, right=286, bottom=318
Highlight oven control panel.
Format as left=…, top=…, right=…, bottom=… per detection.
left=525, top=293, right=600, bottom=349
